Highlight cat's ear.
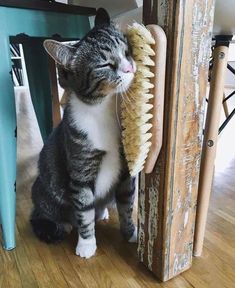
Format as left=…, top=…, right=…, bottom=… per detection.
left=95, top=8, right=110, bottom=27
left=43, top=40, right=75, bottom=68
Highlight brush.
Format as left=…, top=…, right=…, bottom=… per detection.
left=121, top=23, right=167, bottom=176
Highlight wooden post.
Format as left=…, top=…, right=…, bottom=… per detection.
left=138, top=0, right=215, bottom=281
left=193, top=45, right=229, bottom=256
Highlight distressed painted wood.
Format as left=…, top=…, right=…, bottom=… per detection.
left=138, top=0, right=215, bottom=281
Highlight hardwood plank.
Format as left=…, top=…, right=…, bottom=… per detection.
left=206, top=212, right=235, bottom=245
left=13, top=229, right=39, bottom=288
left=213, top=209, right=235, bottom=226
left=163, top=277, right=193, bottom=288
left=204, top=230, right=235, bottom=266
left=49, top=244, right=85, bottom=288
left=17, top=206, right=69, bottom=288
left=87, top=256, right=119, bottom=288
left=126, top=278, right=144, bottom=288
left=96, top=214, right=163, bottom=288
left=184, top=248, right=235, bottom=288
left=210, top=197, right=235, bottom=218
left=37, top=244, right=70, bottom=288
left=0, top=249, right=22, bottom=288
left=63, top=237, right=99, bottom=288
left=97, top=253, right=134, bottom=288
left=1, top=263, right=22, bottom=288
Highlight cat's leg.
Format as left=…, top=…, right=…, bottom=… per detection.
left=31, top=178, right=69, bottom=243
left=71, top=187, right=97, bottom=259
left=115, top=176, right=137, bottom=243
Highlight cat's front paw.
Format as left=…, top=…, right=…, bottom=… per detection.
left=76, top=236, right=97, bottom=259
left=128, top=226, right=138, bottom=243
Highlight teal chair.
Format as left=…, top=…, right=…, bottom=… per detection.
left=0, top=1, right=95, bottom=250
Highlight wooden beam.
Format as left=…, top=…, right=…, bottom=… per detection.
left=0, top=0, right=96, bottom=16
left=138, top=0, right=215, bottom=281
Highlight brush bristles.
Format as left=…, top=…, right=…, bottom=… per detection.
left=122, top=23, right=155, bottom=176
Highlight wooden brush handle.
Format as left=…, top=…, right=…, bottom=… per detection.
left=144, top=25, right=167, bottom=174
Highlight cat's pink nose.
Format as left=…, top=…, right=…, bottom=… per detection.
left=122, top=64, right=135, bottom=73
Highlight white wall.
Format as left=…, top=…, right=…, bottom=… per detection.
left=228, top=43, right=235, bottom=61
left=226, top=43, right=235, bottom=87
left=70, top=0, right=141, bottom=18
left=114, top=7, right=142, bottom=31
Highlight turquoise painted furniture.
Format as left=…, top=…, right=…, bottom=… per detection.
left=0, top=1, right=95, bottom=250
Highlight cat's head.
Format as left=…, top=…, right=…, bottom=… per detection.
left=44, top=8, right=136, bottom=104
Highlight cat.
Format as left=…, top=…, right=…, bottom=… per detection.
left=30, top=8, right=137, bottom=259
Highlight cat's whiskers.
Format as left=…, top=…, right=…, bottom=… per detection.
left=113, top=76, right=137, bottom=130
left=115, top=93, right=122, bottom=130
left=118, top=75, right=137, bottom=108
left=124, top=86, right=138, bottom=102
left=122, top=89, right=133, bottom=105
left=119, top=90, right=133, bottom=115
left=119, top=84, right=137, bottom=111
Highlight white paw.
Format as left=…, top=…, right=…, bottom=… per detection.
left=76, top=236, right=97, bottom=259
left=128, top=226, right=138, bottom=243
left=96, top=208, right=109, bottom=221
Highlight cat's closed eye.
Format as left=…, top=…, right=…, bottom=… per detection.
left=97, top=62, right=117, bottom=70
left=108, top=63, right=117, bottom=70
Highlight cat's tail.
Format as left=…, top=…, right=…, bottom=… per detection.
left=30, top=216, right=66, bottom=244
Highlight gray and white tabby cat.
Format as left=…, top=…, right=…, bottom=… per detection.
left=31, top=8, right=137, bottom=259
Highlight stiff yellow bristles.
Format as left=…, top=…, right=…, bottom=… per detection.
left=122, top=23, right=155, bottom=176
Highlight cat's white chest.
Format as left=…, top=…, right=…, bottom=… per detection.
left=70, top=94, right=121, bottom=198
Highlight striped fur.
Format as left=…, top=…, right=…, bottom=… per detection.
left=31, top=8, right=137, bottom=258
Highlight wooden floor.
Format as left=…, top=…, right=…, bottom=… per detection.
left=1, top=88, right=235, bottom=287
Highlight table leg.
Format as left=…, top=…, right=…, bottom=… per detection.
left=0, top=36, right=16, bottom=250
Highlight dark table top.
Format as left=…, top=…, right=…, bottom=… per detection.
left=0, top=0, right=96, bottom=16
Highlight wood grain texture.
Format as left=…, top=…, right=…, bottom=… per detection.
left=138, top=0, right=215, bottom=281
left=194, top=45, right=229, bottom=256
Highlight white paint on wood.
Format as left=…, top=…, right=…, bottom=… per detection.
left=137, top=172, right=146, bottom=262
left=157, top=0, right=168, bottom=28
left=147, top=176, right=159, bottom=270
left=184, top=210, right=189, bottom=228
left=173, top=250, right=191, bottom=277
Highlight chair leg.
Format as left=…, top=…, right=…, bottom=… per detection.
left=0, top=36, right=16, bottom=250
left=23, top=39, right=53, bottom=141
left=193, top=45, right=229, bottom=256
